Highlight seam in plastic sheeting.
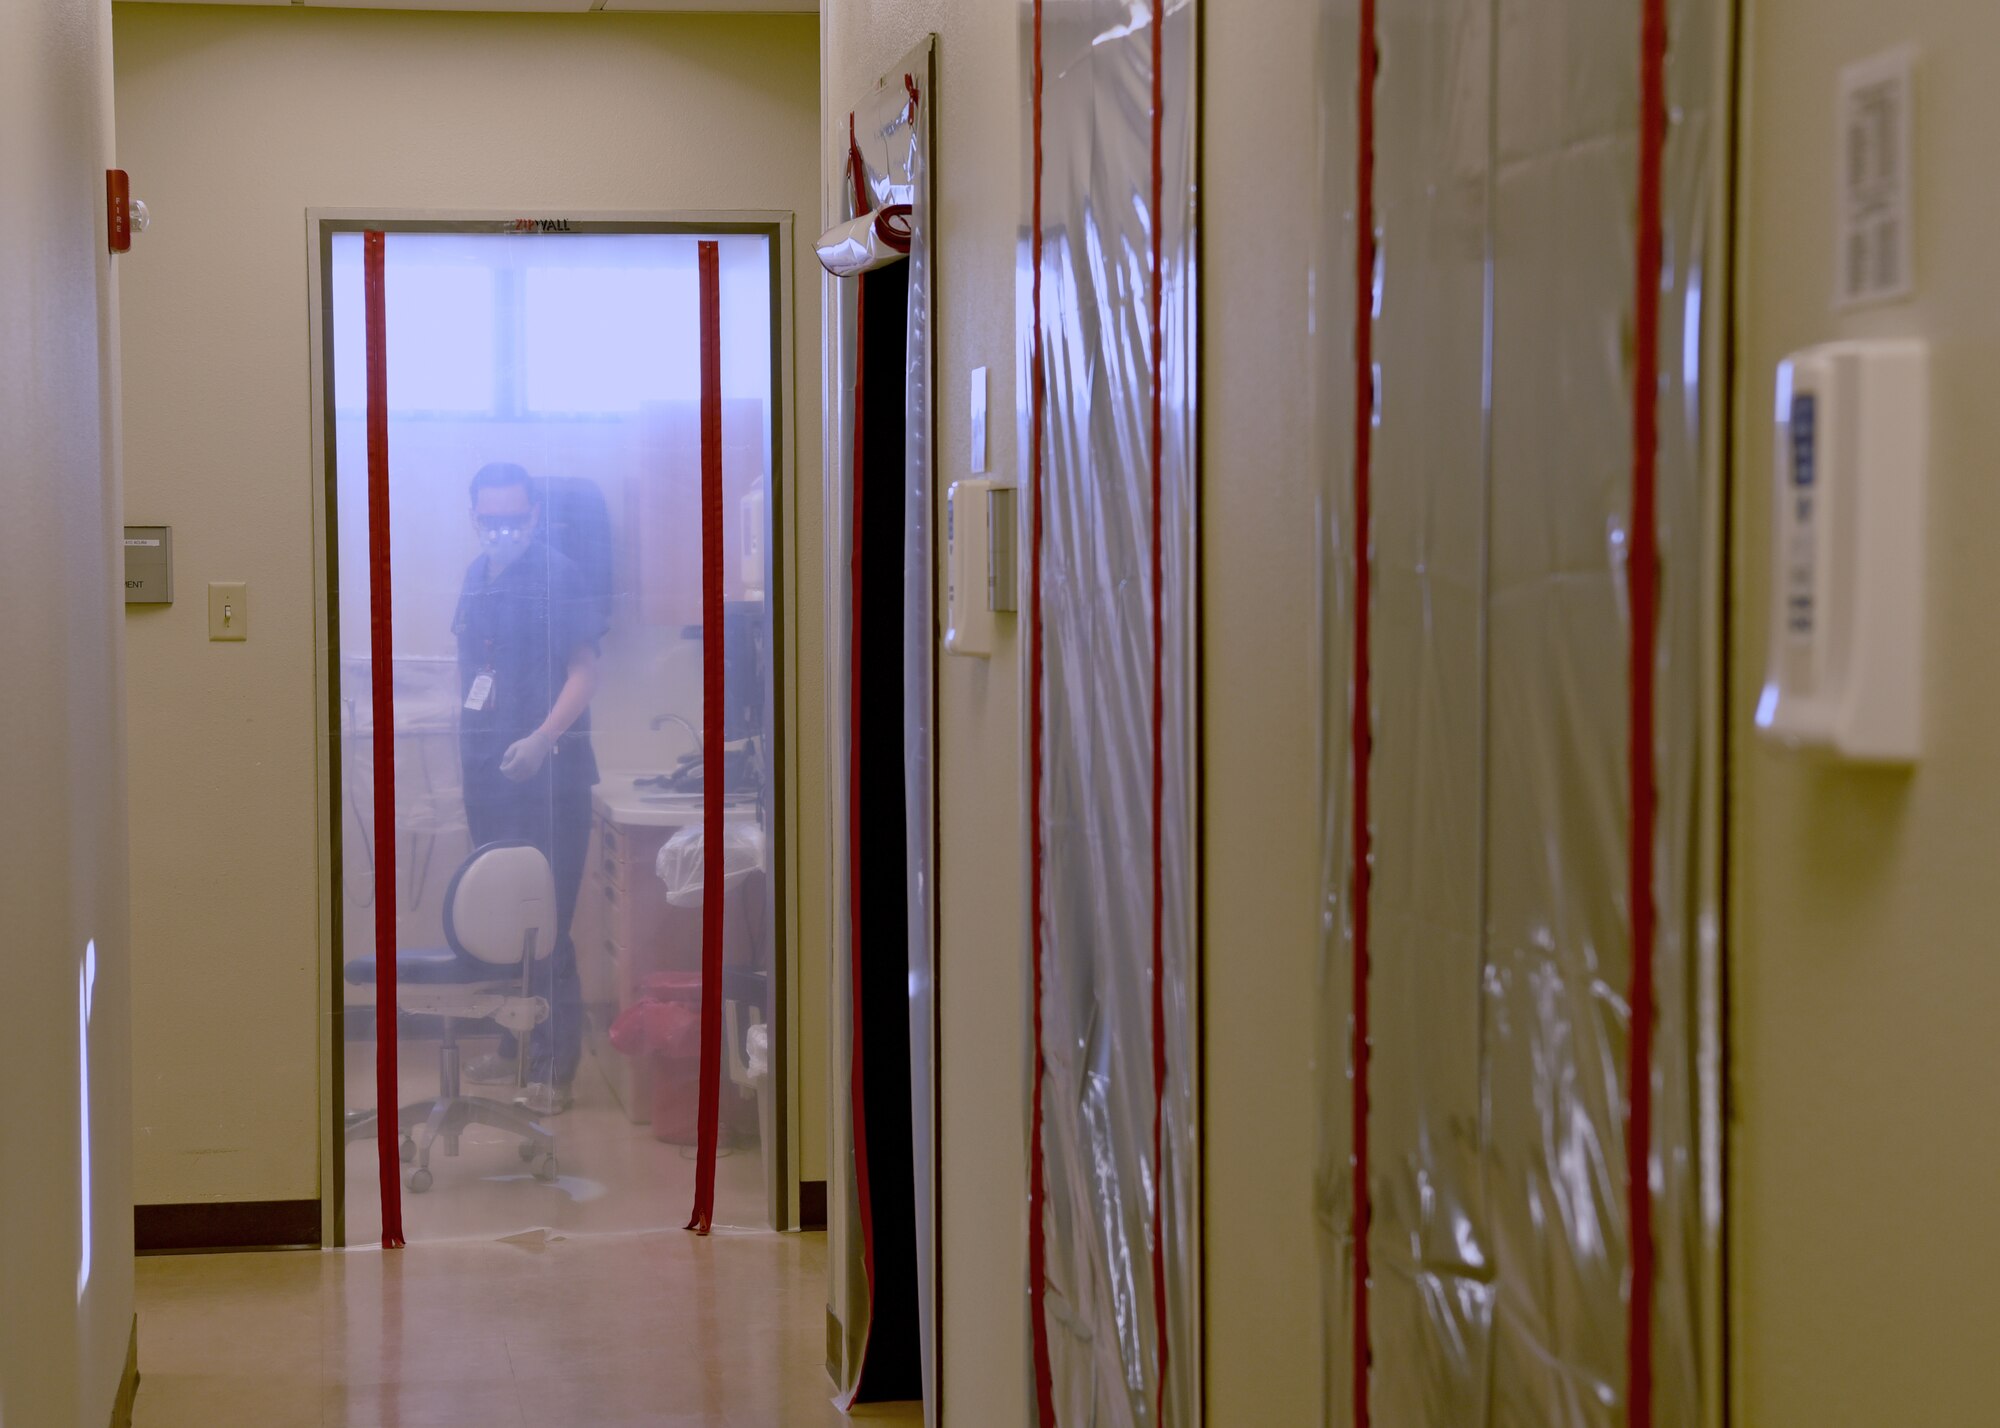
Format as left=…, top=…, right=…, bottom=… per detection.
left=1026, top=1, right=1198, bottom=1424
left=1028, top=0, right=1056, bottom=1418
left=1145, top=0, right=1170, bottom=1411
left=1316, top=0, right=1718, bottom=1423
left=896, top=51, right=940, bottom=1427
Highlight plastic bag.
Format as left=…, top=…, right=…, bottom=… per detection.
left=607, top=974, right=700, bottom=1058
left=654, top=820, right=766, bottom=907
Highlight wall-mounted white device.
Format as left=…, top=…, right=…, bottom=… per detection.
left=945, top=478, right=1016, bottom=657
left=1756, top=339, right=1927, bottom=762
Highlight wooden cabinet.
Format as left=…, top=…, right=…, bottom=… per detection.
left=578, top=807, right=702, bottom=1122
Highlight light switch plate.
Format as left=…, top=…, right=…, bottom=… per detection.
left=970, top=366, right=988, bottom=473
left=208, top=582, right=247, bottom=641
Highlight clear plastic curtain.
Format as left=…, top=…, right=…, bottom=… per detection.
left=822, top=51, right=934, bottom=1408
left=1025, top=0, right=1198, bottom=1424
left=896, top=51, right=940, bottom=1423
left=330, top=228, right=781, bottom=1248
left=1314, top=0, right=1719, bottom=1423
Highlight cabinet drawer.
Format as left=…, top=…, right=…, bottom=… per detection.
left=586, top=864, right=700, bottom=976
left=595, top=813, right=679, bottom=893
left=597, top=813, right=628, bottom=886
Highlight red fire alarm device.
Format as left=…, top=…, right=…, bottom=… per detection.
left=107, top=169, right=131, bottom=254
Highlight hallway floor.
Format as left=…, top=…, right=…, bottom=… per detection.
left=133, top=1230, right=921, bottom=1427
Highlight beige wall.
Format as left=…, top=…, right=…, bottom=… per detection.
left=1730, top=2, right=2000, bottom=1423
left=1201, top=5, right=1326, bottom=1422
left=0, top=0, right=137, bottom=1419
left=110, top=3, right=826, bottom=1208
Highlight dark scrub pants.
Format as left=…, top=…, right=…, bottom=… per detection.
left=454, top=539, right=607, bottom=1091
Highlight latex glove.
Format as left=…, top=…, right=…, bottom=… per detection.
left=500, top=729, right=555, bottom=782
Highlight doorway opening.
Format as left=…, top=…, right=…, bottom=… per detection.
left=310, top=216, right=792, bottom=1246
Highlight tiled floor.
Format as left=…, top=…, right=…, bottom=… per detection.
left=133, top=1231, right=922, bottom=1427
left=343, top=1034, right=770, bottom=1244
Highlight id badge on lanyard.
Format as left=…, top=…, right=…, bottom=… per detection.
left=465, top=667, right=495, bottom=712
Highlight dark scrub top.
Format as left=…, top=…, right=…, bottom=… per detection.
left=453, top=539, right=607, bottom=791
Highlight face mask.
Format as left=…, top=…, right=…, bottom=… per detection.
left=481, top=526, right=531, bottom=565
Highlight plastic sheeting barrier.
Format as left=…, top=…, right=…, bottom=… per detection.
left=1314, top=0, right=1722, bottom=1423
left=330, top=225, right=784, bottom=1249
left=823, top=46, right=936, bottom=1411
left=1025, top=1, right=1198, bottom=1423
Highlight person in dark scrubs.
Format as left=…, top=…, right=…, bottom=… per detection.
left=454, top=462, right=605, bottom=1114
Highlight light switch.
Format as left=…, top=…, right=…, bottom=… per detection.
left=970, top=366, right=988, bottom=473
left=946, top=480, right=997, bottom=657
left=208, top=582, right=248, bottom=642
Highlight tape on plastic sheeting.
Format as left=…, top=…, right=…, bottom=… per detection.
left=363, top=229, right=406, bottom=1251
left=686, top=240, right=726, bottom=1238
left=1625, top=0, right=1670, bottom=1422
left=816, top=207, right=914, bottom=279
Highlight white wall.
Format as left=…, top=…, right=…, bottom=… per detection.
left=0, top=0, right=137, bottom=1420
left=110, top=3, right=826, bottom=1210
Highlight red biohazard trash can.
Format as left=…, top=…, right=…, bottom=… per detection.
left=608, top=972, right=702, bottom=1145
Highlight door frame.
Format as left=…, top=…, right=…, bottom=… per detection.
left=304, top=208, right=801, bottom=1248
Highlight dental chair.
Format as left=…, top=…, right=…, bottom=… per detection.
left=344, top=841, right=560, bottom=1191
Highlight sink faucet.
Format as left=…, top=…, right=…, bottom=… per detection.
left=650, top=712, right=702, bottom=754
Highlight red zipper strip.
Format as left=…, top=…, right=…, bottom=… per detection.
left=362, top=229, right=405, bottom=1251
left=686, top=239, right=726, bottom=1236
left=1625, top=0, right=1669, bottom=1420
left=1349, top=3, right=1377, bottom=1419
